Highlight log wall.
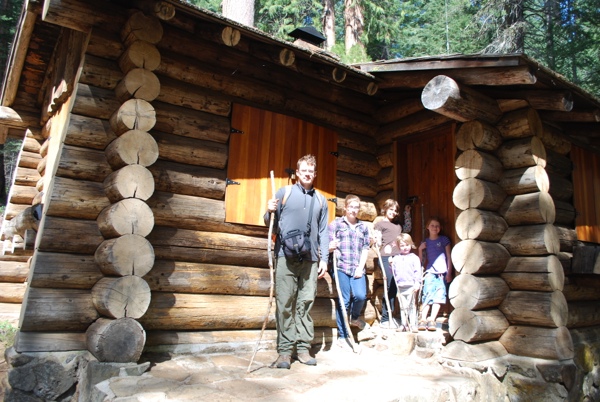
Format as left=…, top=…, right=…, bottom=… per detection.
left=12, top=3, right=392, bottom=353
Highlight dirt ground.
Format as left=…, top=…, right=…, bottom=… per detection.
left=0, top=342, right=9, bottom=400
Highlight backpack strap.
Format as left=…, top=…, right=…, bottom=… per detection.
left=281, top=185, right=325, bottom=212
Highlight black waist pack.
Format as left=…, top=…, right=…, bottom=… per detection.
left=281, top=229, right=311, bottom=261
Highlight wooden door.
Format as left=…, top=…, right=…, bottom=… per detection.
left=396, top=124, right=458, bottom=248
left=226, top=104, right=337, bottom=226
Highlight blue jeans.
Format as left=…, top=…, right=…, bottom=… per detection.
left=335, top=270, right=367, bottom=339
left=380, top=256, right=397, bottom=322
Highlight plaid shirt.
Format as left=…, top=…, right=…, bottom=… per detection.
left=328, top=217, right=370, bottom=276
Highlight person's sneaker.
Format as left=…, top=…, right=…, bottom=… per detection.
left=350, top=317, right=367, bottom=330
left=427, top=321, right=437, bottom=331
left=380, top=319, right=397, bottom=329
left=295, top=352, right=317, bottom=366
left=418, top=321, right=427, bottom=331
left=274, top=354, right=291, bottom=369
left=411, top=325, right=419, bottom=333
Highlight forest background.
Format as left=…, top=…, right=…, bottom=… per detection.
left=0, top=0, right=599, bottom=210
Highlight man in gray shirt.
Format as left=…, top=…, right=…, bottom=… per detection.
left=265, top=154, right=329, bottom=369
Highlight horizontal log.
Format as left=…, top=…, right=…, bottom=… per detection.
left=376, top=110, right=451, bottom=145
left=72, top=84, right=120, bottom=120
left=18, top=150, right=42, bottom=169
left=153, top=101, right=231, bottom=144
left=0, top=106, right=41, bottom=130
left=442, top=340, right=508, bottom=362
left=540, top=123, right=571, bottom=155
left=15, top=332, right=87, bottom=353
left=46, top=176, right=109, bottom=220
left=0, top=260, right=30, bottom=282
left=97, top=198, right=155, bottom=238
left=9, top=184, right=38, bottom=205
left=144, top=260, right=336, bottom=298
left=500, top=224, right=560, bottom=256
left=502, top=256, right=564, bottom=292
left=567, top=301, right=600, bottom=332
left=495, top=136, right=546, bottom=169
left=55, top=144, right=112, bottom=181
left=421, top=75, right=502, bottom=124
left=14, top=166, right=41, bottom=187
left=95, top=234, right=155, bottom=277
left=29, top=251, right=102, bottom=289
left=555, top=225, right=579, bottom=253
left=557, top=251, right=572, bottom=273
left=42, top=0, right=126, bottom=33
left=91, top=275, right=151, bottom=319
left=0, top=283, right=27, bottom=303
left=571, top=245, right=600, bottom=274
left=105, top=130, right=159, bottom=169
left=499, top=325, right=573, bottom=360
left=452, top=240, right=511, bottom=275
left=148, top=159, right=226, bottom=200
left=453, top=178, right=506, bottom=211
left=496, top=108, right=542, bottom=139
left=448, top=308, right=509, bottom=343
left=139, top=292, right=337, bottom=331
left=118, top=40, right=161, bottom=73
left=455, top=149, right=503, bottom=182
left=376, top=167, right=393, bottom=190
left=109, top=98, right=156, bottom=135
left=499, top=290, right=567, bottom=327
left=103, top=164, right=155, bottom=202
left=147, top=226, right=267, bottom=267
left=499, top=192, right=555, bottom=226
left=86, top=317, right=145, bottom=363
left=548, top=174, right=573, bottom=201
left=449, top=274, right=509, bottom=310
left=563, top=280, right=600, bottom=302
left=150, top=130, right=228, bottom=169
left=337, top=146, right=380, bottom=178
left=455, top=209, right=508, bottom=242
left=64, top=113, right=116, bottom=150
left=114, top=68, right=161, bottom=102
left=499, top=165, right=549, bottom=195
left=375, top=98, right=424, bottom=125
left=336, top=171, right=378, bottom=198
left=544, top=148, right=573, bottom=177
left=553, top=200, right=576, bottom=226
left=456, top=120, right=502, bottom=151
left=20, top=288, right=99, bottom=331
left=34, top=217, right=104, bottom=255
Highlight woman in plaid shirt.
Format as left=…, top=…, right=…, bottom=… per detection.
left=328, top=195, right=371, bottom=346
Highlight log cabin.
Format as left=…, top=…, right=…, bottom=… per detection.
left=1, top=0, right=600, bottom=399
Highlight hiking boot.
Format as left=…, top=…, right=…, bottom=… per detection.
left=295, top=352, right=317, bottom=366
left=350, top=317, right=367, bottom=330
left=274, top=354, right=291, bottom=369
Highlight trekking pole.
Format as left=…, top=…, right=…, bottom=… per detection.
left=247, top=171, right=276, bottom=372
left=333, top=250, right=359, bottom=353
left=373, top=246, right=393, bottom=330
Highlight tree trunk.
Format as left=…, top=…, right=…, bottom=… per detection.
left=322, top=0, right=335, bottom=50
left=222, top=0, right=255, bottom=27
left=344, top=0, right=364, bottom=53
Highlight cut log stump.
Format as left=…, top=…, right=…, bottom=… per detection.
left=86, top=317, right=146, bottom=362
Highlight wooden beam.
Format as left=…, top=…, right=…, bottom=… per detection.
left=486, top=89, right=573, bottom=112
left=0, top=106, right=40, bottom=130
left=539, top=109, right=600, bottom=123
left=421, top=75, right=503, bottom=124
left=377, top=65, right=537, bottom=89
left=42, top=0, right=126, bottom=33
left=1, top=9, right=37, bottom=107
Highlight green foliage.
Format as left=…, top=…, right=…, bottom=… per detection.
left=0, top=0, right=22, bottom=80
left=182, top=0, right=222, bottom=13
left=331, top=43, right=370, bottom=64
left=256, top=0, right=323, bottom=40
left=0, top=320, right=17, bottom=346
